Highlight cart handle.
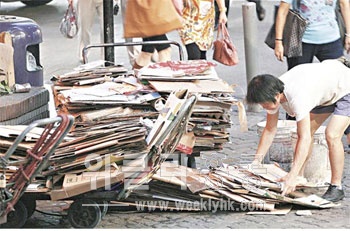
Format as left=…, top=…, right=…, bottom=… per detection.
left=0, top=115, right=75, bottom=167
left=82, top=40, right=184, bottom=64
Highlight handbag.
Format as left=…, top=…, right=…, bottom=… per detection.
left=264, top=1, right=308, bottom=58
left=124, top=0, right=183, bottom=38
left=213, top=23, right=239, bottom=66
left=335, top=0, right=346, bottom=46
left=59, top=2, right=78, bottom=39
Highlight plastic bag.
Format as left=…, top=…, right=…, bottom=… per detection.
left=59, top=2, right=78, bottom=39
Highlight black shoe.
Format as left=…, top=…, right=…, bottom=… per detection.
left=322, top=184, right=345, bottom=202
left=256, top=5, right=265, bottom=21
left=113, top=4, right=119, bottom=16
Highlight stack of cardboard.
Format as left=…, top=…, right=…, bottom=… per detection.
left=52, top=61, right=247, bottom=156
left=52, top=67, right=160, bottom=115
left=138, top=60, right=247, bottom=154
left=1, top=61, right=247, bottom=201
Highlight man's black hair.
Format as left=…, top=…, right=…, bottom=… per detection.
left=246, top=74, right=284, bottom=104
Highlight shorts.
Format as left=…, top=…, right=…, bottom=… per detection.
left=141, top=34, right=170, bottom=53
left=345, top=125, right=350, bottom=135
left=310, top=93, right=350, bottom=117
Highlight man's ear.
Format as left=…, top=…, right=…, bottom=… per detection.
left=276, top=92, right=283, bottom=102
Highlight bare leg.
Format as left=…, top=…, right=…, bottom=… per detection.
left=121, top=0, right=140, bottom=66
left=325, top=115, right=350, bottom=185
left=157, top=47, right=172, bottom=62
left=134, top=51, right=153, bottom=68
left=77, top=0, right=95, bottom=61
left=298, top=113, right=330, bottom=176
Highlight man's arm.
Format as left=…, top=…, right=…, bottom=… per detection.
left=281, top=115, right=312, bottom=195
left=254, top=112, right=279, bottom=164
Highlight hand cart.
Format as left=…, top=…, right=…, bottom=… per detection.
left=5, top=94, right=196, bottom=229
left=0, top=114, right=74, bottom=228
left=1, top=40, right=198, bottom=228
left=56, top=94, right=197, bottom=229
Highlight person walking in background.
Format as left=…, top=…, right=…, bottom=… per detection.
left=132, top=35, right=172, bottom=70
left=68, top=0, right=104, bottom=63
left=119, top=0, right=141, bottom=67
left=123, top=0, right=183, bottom=69
left=274, top=0, right=350, bottom=70
left=246, top=58, right=350, bottom=202
left=214, top=0, right=265, bottom=29
left=247, top=0, right=266, bottom=21
left=179, top=0, right=228, bottom=60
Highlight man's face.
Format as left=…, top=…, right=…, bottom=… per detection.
left=260, top=94, right=281, bottom=114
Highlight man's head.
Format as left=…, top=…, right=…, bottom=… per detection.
left=246, top=74, right=285, bottom=112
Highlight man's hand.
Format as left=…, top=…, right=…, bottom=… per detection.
left=278, top=172, right=297, bottom=196
left=251, top=158, right=261, bottom=166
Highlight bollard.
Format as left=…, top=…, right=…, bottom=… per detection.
left=242, top=2, right=261, bottom=112
left=103, top=0, right=115, bottom=65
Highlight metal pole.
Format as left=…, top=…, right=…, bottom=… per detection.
left=103, top=0, right=115, bottom=65
left=242, top=2, right=261, bottom=112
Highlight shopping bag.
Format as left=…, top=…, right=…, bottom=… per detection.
left=124, top=0, right=183, bottom=38
left=59, top=2, right=78, bottom=39
left=212, top=23, right=239, bottom=66
left=335, top=0, right=346, bottom=46
left=264, top=7, right=308, bottom=58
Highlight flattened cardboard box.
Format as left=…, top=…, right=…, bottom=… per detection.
left=146, top=89, right=188, bottom=147
left=50, top=170, right=124, bottom=200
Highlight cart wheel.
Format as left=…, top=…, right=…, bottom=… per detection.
left=21, top=198, right=36, bottom=218
left=1, top=200, right=28, bottom=228
left=67, top=198, right=102, bottom=228
left=99, top=201, right=109, bottom=217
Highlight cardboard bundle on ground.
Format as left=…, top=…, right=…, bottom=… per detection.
left=112, top=162, right=338, bottom=214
